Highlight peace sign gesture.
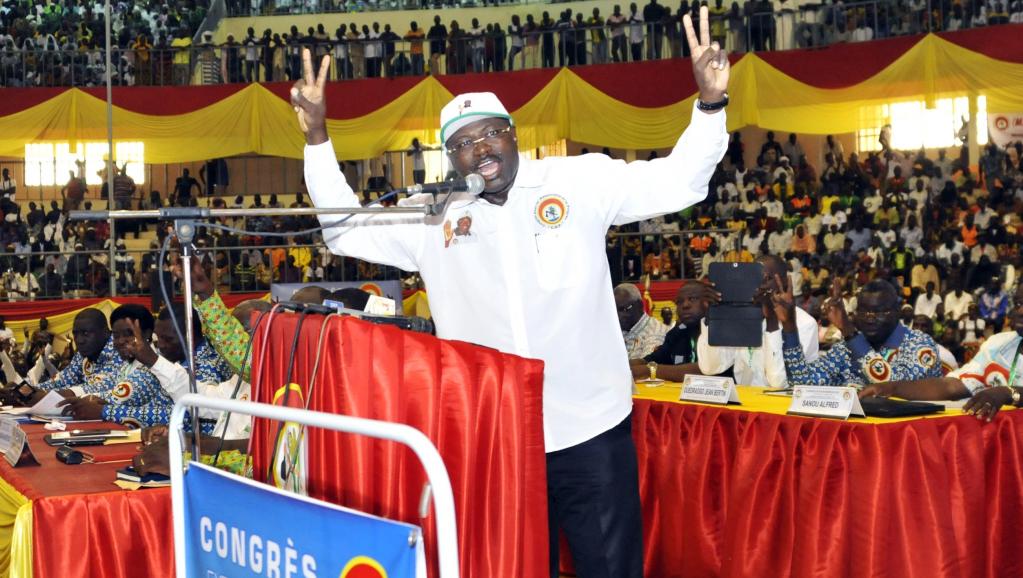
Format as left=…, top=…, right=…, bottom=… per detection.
left=128, top=318, right=159, bottom=368
left=290, top=48, right=332, bottom=146
left=683, top=5, right=729, bottom=106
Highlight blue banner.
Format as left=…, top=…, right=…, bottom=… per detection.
left=183, top=462, right=422, bottom=578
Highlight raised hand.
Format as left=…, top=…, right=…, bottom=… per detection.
left=771, top=274, right=797, bottom=332
left=825, top=298, right=855, bottom=337
left=290, top=48, right=331, bottom=145
left=173, top=257, right=213, bottom=301
left=683, top=5, right=729, bottom=105
left=129, top=319, right=159, bottom=368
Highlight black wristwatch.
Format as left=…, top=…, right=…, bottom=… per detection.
left=697, top=92, right=729, bottom=112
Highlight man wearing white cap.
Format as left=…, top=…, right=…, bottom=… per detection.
left=292, top=9, right=729, bottom=577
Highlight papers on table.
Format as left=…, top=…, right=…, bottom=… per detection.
left=26, top=391, right=67, bottom=417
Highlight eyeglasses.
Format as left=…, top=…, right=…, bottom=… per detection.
left=446, top=126, right=513, bottom=155
left=617, top=302, right=637, bottom=314
left=854, top=309, right=894, bottom=321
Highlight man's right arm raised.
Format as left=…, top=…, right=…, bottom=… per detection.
left=295, top=49, right=424, bottom=271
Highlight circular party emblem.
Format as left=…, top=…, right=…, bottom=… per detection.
left=917, top=348, right=937, bottom=369
left=995, top=116, right=1010, bottom=131
left=535, top=195, right=569, bottom=228
left=865, top=357, right=891, bottom=382
left=111, top=381, right=133, bottom=401
left=359, top=282, right=384, bottom=297
left=340, top=556, right=387, bottom=578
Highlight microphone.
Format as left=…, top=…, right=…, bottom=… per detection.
left=402, top=174, right=485, bottom=197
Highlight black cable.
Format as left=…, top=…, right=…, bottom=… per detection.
left=158, top=235, right=207, bottom=447
left=280, top=312, right=338, bottom=488
left=265, top=310, right=309, bottom=484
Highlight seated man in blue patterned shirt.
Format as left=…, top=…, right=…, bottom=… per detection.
left=774, top=279, right=944, bottom=386
left=59, top=304, right=175, bottom=428
left=10, top=309, right=124, bottom=405
left=61, top=303, right=232, bottom=433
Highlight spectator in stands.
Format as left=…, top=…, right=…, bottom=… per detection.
left=914, top=281, right=942, bottom=317
left=0, top=169, right=14, bottom=202
left=615, top=282, right=669, bottom=359
left=778, top=279, right=943, bottom=386
left=173, top=168, right=201, bottom=207
left=112, top=165, right=136, bottom=210
left=39, top=263, right=62, bottom=299
left=699, top=255, right=819, bottom=387
left=979, top=278, right=1009, bottom=331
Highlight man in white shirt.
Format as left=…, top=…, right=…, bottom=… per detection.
left=944, top=282, right=974, bottom=321
left=291, top=12, right=729, bottom=576
left=914, top=282, right=942, bottom=317
left=935, top=235, right=965, bottom=267
left=767, top=222, right=791, bottom=256
left=762, top=190, right=784, bottom=220
left=698, top=255, right=819, bottom=387
left=974, top=197, right=997, bottom=230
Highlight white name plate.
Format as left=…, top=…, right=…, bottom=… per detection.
left=787, top=386, right=865, bottom=420
left=680, top=375, right=740, bottom=405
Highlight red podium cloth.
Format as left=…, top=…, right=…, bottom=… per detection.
left=249, top=314, right=548, bottom=578
left=628, top=398, right=1023, bottom=578
left=0, top=421, right=173, bottom=578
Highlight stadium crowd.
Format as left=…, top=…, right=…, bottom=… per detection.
left=2, top=0, right=1021, bottom=86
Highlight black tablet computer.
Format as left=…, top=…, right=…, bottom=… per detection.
left=707, top=262, right=765, bottom=347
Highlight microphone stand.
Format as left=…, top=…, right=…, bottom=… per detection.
left=70, top=204, right=431, bottom=461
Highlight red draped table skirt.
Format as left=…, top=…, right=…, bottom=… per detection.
left=621, top=391, right=1023, bottom=578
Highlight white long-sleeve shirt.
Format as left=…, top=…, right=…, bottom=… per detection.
left=697, top=307, right=819, bottom=388
left=950, top=331, right=1023, bottom=393
left=305, top=103, right=727, bottom=452
left=150, top=356, right=251, bottom=440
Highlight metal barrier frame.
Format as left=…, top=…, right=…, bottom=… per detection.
left=169, top=394, right=460, bottom=578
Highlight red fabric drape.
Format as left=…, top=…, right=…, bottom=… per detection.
left=5, top=25, right=1023, bottom=118
left=249, top=314, right=548, bottom=578
left=33, top=489, right=172, bottom=578
left=621, top=399, right=1023, bottom=578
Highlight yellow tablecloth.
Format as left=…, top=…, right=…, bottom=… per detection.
left=634, top=382, right=996, bottom=424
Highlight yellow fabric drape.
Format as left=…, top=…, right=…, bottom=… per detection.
left=6, top=300, right=119, bottom=350
left=0, top=476, right=29, bottom=578
left=8, top=504, right=31, bottom=578
left=0, top=34, right=1021, bottom=161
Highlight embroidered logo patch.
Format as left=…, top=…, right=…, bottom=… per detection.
left=865, top=356, right=891, bottom=382
left=917, top=347, right=937, bottom=369
left=535, top=195, right=568, bottom=228
left=111, top=381, right=133, bottom=401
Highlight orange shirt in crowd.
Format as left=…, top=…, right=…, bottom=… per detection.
left=689, top=235, right=713, bottom=253
left=961, top=225, right=979, bottom=248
